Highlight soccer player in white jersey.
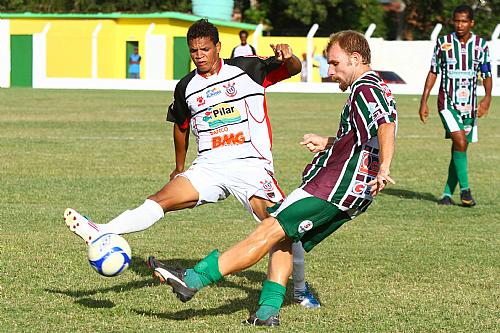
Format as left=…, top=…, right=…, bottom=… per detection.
left=64, top=19, right=320, bottom=308
left=152, top=30, right=397, bottom=326
left=419, top=4, right=492, bottom=207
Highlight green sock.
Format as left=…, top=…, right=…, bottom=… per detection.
left=255, top=280, right=286, bottom=320
left=443, top=155, right=458, bottom=197
left=184, top=250, right=223, bottom=290
left=452, top=150, right=469, bottom=191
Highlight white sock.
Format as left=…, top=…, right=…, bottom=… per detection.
left=97, top=199, right=164, bottom=235
left=292, top=241, right=306, bottom=291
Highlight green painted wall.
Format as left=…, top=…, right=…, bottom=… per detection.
left=173, top=36, right=190, bottom=80
left=10, top=35, right=33, bottom=87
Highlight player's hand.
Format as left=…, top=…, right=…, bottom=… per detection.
left=270, top=44, right=293, bottom=63
left=169, top=168, right=183, bottom=180
left=419, top=103, right=429, bottom=123
left=300, top=133, right=328, bottom=153
left=367, top=167, right=395, bottom=197
left=477, top=96, right=491, bottom=118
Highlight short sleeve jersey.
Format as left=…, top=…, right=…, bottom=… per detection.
left=231, top=44, right=256, bottom=58
left=167, top=57, right=291, bottom=169
left=431, top=32, right=491, bottom=116
left=300, top=71, right=397, bottom=215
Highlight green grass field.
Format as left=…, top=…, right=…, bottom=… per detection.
left=0, top=88, right=498, bottom=332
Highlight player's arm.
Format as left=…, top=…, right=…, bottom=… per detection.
left=367, top=122, right=396, bottom=196
left=171, top=123, right=189, bottom=180
left=270, top=43, right=301, bottom=76
left=478, top=77, right=492, bottom=117
left=419, top=71, right=437, bottom=123
left=300, top=134, right=334, bottom=153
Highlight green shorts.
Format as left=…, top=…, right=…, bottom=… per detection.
left=438, top=108, right=477, bottom=143
left=268, top=189, right=352, bottom=252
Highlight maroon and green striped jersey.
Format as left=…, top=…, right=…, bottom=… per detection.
left=431, top=32, right=491, bottom=116
left=300, top=71, right=397, bottom=216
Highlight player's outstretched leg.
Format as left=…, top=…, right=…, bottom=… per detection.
left=64, top=208, right=101, bottom=245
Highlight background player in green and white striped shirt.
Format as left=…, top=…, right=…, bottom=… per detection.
left=152, top=30, right=397, bottom=326
left=419, top=4, right=492, bottom=207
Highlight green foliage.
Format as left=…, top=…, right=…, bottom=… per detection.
left=0, top=88, right=499, bottom=332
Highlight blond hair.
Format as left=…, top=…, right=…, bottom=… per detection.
left=326, top=30, right=371, bottom=65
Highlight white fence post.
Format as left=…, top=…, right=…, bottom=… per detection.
left=92, top=23, right=102, bottom=78
left=306, top=23, right=319, bottom=82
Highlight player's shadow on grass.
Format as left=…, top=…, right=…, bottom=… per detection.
left=131, top=257, right=300, bottom=320
left=381, top=188, right=437, bottom=202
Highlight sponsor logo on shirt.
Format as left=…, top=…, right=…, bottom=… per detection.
left=202, top=103, right=242, bottom=129
left=212, top=131, right=245, bottom=148
left=197, top=96, right=205, bottom=107
left=298, top=220, right=313, bottom=233
left=456, top=87, right=470, bottom=103
left=224, top=82, right=237, bottom=97
left=446, top=59, right=457, bottom=65
left=448, top=70, right=476, bottom=79
left=206, top=87, right=222, bottom=98
left=351, top=181, right=372, bottom=198
left=358, top=151, right=380, bottom=177
left=441, top=43, right=452, bottom=51
left=474, top=45, right=484, bottom=52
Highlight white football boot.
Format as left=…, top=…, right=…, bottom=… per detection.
left=64, top=208, right=101, bottom=245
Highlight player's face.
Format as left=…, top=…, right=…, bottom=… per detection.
left=189, top=37, right=221, bottom=75
left=453, top=12, right=474, bottom=39
left=327, top=43, right=355, bottom=92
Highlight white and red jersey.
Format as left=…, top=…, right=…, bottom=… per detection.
left=167, top=56, right=291, bottom=171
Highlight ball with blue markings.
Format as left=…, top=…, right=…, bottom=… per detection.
left=88, top=233, right=131, bottom=277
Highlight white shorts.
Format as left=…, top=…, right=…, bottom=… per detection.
left=178, top=159, right=284, bottom=221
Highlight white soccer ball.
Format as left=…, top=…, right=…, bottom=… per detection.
left=88, top=233, right=131, bottom=277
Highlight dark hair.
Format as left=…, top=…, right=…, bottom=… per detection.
left=453, top=4, right=474, bottom=20
left=326, top=30, right=371, bottom=65
left=187, top=19, right=219, bottom=44
left=239, top=30, right=248, bottom=37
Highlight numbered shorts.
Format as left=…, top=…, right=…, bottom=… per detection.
left=178, top=159, right=284, bottom=222
left=268, top=188, right=353, bottom=252
left=438, top=108, right=478, bottom=143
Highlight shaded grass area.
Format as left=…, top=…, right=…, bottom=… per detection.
left=0, top=88, right=498, bottom=332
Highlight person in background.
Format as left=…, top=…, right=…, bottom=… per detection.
left=128, top=47, right=141, bottom=79
left=419, top=4, right=492, bottom=207
left=231, top=30, right=257, bottom=58
left=314, top=49, right=332, bottom=82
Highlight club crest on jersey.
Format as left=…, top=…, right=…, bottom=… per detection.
left=197, top=96, right=205, bottom=107
left=441, top=43, right=452, bottom=51
left=358, top=151, right=379, bottom=177
left=260, top=180, right=275, bottom=198
left=206, top=87, right=222, bottom=98
left=202, top=103, right=242, bottom=129
left=298, top=220, right=313, bottom=233
left=224, top=82, right=237, bottom=97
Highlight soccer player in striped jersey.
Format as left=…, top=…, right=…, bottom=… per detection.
left=64, top=19, right=320, bottom=308
left=152, top=30, right=397, bottom=326
left=419, top=4, right=492, bottom=207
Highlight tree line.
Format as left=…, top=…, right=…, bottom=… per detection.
left=0, top=0, right=498, bottom=40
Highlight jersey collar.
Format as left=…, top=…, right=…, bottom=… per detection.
left=197, top=59, right=223, bottom=79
